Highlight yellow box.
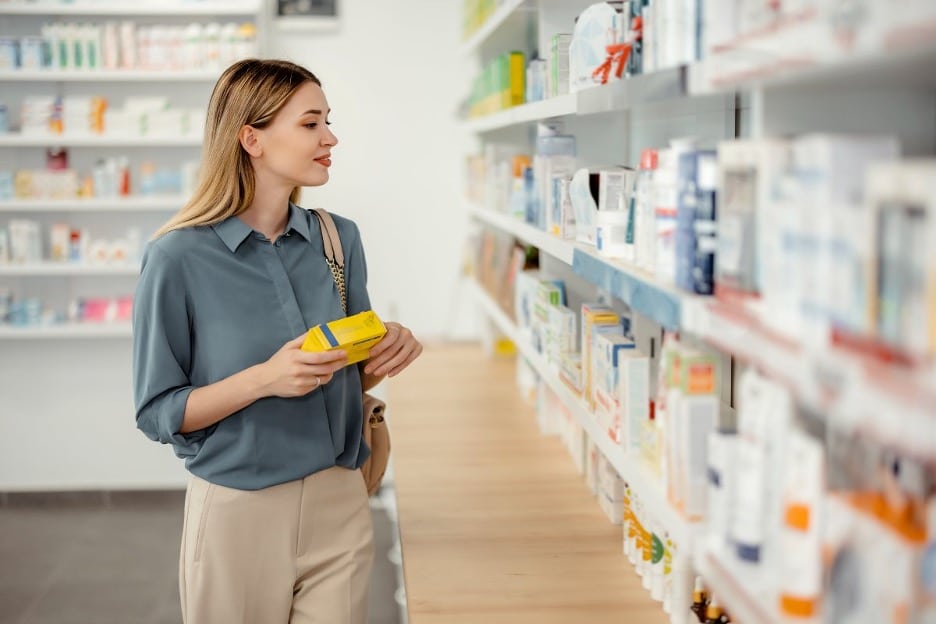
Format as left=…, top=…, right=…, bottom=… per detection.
left=301, top=310, right=387, bottom=366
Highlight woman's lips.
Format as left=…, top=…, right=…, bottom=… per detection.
left=314, top=157, right=331, bottom=167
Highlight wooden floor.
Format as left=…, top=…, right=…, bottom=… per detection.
left=387, top=343, right=668, bottom=624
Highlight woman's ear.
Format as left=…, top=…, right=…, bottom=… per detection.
left=239, top=125, right=262, bottom=158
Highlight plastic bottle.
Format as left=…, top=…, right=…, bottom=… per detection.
left=102, top=22, right=119, bottom=70
left=704, top=594, right=728, bottom=624
left=690, top=576, right=707, bottom=621
left=117, top=157, right=130, bottom=196
left=202, top=23, right=221, bottom=71
left=220, top=22, right=238, bottom=67
left=183, top=23, right=203, bottom=70
left=236, top=22, right=257, bottom=59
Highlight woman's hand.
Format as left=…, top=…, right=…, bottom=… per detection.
left=258, top=334, right=348, bottom=398
left=363, top=322, right=423, bottom=378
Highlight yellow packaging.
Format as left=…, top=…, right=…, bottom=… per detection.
left=301, top=310, right=387, bottom=365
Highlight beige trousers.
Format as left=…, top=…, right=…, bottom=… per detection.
left=180, top=466, right=375, bottom=624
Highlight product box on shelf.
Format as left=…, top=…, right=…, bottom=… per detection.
left=619, top=348, right=650, bottom=456
left=513, top=270, right=541, bottom=334
left=634, top=148, right=659, bottom=272
left=581, top=304, right=621, bottom=410
left=594, top=332, right=635, bottom=400
left=728, top=369, right=792, bottom=571
left=675, top=149, right=718, bottom=295
left=705, top=427, right=738, bottom=552
left=598, top=455, right=626, bottom=525
left=595, top=167, right=638, bottom=261
left=866, top=159, right=936, bottom=360
left=559, top=351, right=583, bottom=395
left=545, top=304, right=576, bottom=371
left=549, top=175, right=576, bottom=240
left=668, top=347, right=720, bottom=521
left=715, top=138, right=790, bottom=303
left=790, top=134, right=899, bottom=345
left=532, top=279, right=566, bottom=355
left=536, top=131, right=576, bottom=232
left=549, top=33, right=572, bottom=97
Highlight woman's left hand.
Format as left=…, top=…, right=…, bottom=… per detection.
left=363, top=322, right=423, bottom=378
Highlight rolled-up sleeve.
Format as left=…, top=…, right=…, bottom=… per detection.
left=132, top=243, right=204, bottom=453
left=346, top=223, right=372, bottom=315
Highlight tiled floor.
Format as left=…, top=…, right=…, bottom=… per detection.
left=0, top=492, right=404, bottom=624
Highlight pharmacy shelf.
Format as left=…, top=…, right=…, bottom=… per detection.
left=0, top=263, right=138, bottom=276
left=459, top=0, right=527, bottom=57
left=575, top=65, right=690, bottom=115
left=0, top=69, right=220, bottom=82
left=0, top=134, right=201, bottom=147
left=469, top=204, right=574, bottom=264
left=470, top=204, right=687, bottom=330
left=681, top=298, right=936, bottom=460
left=0, top=1, right=260, bottom=15
left=465, top=94, right=577, bottom=133
left=463, top=66, right=693, bottom=132
left=691, top=18, right=936, bottom=93
left=0, top=322, right=132, bottom=339
left=471, top=279, right=697, bottom=550
left=571, top=248, right=685, bottom=331
left=0, top=196, right=183, bottom=211
left=694, top=543, right=781, bottom=624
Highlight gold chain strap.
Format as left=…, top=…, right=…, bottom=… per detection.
left=325, top=256, right=347, bottom=315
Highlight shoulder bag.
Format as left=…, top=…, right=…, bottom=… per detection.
left=311, top=208, right=390, bottom=497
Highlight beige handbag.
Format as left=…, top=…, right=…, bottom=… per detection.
left=312, top=208, right=390, bottom=497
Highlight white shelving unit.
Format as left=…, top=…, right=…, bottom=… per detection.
left=463, top=65, right=692, bottom=132
left=471, top=281, right=698, bottom=559
left=464, top=2, right=936, bottom=623
left=0, top=1, right=261, bottom=16
left=465, top=93, right=577, bottom=133
left=470, top=203, right=687, bottom=330
left=0, top=321, right=132, bottom=338
left=681, top=298, right=936, bottom=460
left=459, top=0, right=528, bottom=57
left=0, top=69, right=221, bottom=82
left=0, top=262, right=138, bottom=275
left=0, top=134, right=202, bottom=146
left=469, top=203, right=574, bottom=264
left=0, top=196, right=184, bottom=211
left=0, top=0, right=266, bottom=493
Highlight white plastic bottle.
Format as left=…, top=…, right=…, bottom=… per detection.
left=183, top=24, right=203, bottom=70
left=202, top=23, right=221, bottom=71
left=219, top=22, right=238, bottom=67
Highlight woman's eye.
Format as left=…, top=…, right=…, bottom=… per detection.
left=305, top=123, right=318, bottom=129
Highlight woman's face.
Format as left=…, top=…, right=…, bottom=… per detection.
left=252, top=80, right=338, bottom=188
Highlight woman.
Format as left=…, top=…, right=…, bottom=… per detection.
left=132, top=59, right=422, bottom=624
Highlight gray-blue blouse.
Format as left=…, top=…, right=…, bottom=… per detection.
left=132, top=202, right=371, bottom=491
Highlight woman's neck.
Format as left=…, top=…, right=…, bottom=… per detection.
left=239, top=185, right=293, bottom=241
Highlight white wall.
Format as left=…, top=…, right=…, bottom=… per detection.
left=271, top=0, right=477, bottom=341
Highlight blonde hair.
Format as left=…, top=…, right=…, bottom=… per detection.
left=153, top=59, right=321, bottom=238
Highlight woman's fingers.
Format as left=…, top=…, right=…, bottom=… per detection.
left=387, top=342, right=423, bottom=378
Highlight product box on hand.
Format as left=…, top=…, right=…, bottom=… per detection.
left=301, top=310, right=387, bottom=366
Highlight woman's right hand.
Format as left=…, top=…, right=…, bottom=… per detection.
left=257, top=334, right=348, bottom=398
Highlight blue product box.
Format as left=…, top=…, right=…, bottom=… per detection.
left=676, top=150, right=717, bottom=295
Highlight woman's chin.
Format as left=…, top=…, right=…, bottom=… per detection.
left=301, top=173, right=329, bottom=188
